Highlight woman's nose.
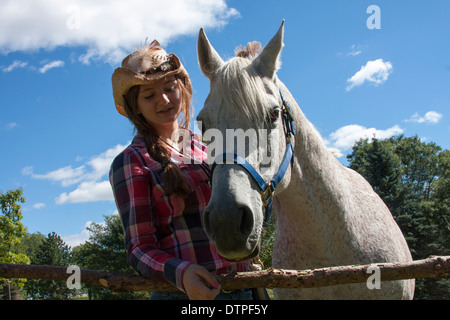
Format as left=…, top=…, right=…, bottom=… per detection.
left=157, top=91, right=170, bottom=106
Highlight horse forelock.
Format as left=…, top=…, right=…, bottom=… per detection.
left=234, top=41, right=263, bottom=59
left=214, top=57, right=272, bottom=124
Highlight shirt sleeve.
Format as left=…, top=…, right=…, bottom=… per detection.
left=109, top=150, right=192, bottom=291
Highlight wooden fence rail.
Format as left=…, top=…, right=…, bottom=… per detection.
left=1, top=255, right=449, bottom=292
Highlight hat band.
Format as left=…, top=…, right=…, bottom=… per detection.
left=140, top=54, right=177, bottom=76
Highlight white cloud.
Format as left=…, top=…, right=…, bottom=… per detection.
left=23, top=165, right=86, bottom=187
left=346, top=59, right=393, bottom=91
left=3, top=60, right=28, bottom=72
left=61, top=220, right=96, bottom=247
left=5, top=122, right=17, bottom=129
left=2, top=60, right=65, bottom=74
left=86, top=143, right=128, bottom=181
left=33, top=203, right=46, bottom=209
left=21, top=166, right=33, bottom=176
left=1, top=122, right=18, bottom=131
left=56, top=180, right=113, bottom=204
left=23, top=142, right=128, bottom=203
left=405, top=111, right=443, bottom=124
left=348, top=44, right=362, bottom=56
left=327, top=124, right=404, bottom=156
left=39, top=60, right=65, bottom=73
left=0, top=0, right=239, bottom=64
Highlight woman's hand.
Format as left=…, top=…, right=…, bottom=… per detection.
left=182, top=264, right=221, bottom=300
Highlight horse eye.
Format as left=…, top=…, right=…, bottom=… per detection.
left=268, top=108, right=280, bottom=123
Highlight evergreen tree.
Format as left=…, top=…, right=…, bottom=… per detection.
left=24, top=232, right=73, bottom=300
left=348, top=138, right=404, bottom=217
left=73, top=214, right=149, bottom=300
left=387, top=136, right=444, bottom=259
left=347, top=135, right=449, bottom=299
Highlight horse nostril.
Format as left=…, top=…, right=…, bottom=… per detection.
left=238, top=206, right=254, bottom=237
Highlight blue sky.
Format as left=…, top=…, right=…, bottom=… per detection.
left=1, top=0, right=448, bottom=247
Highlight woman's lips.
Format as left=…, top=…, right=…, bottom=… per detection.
left=158, top=107, right=174, bottom=113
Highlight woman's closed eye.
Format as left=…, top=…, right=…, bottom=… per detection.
left=164, top=85, right=176, bottom=93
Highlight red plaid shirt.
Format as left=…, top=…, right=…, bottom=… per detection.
left=109, top=132, right=249, bottom=291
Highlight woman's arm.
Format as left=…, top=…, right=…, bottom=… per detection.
left=110, top=150, right=191, bottom=291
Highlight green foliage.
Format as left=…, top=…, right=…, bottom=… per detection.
left=351, top=138, right=404, bottom=214
left=347, top=135, right=449, bottom=300
left=72, top=214, right=150, bottom=300
left=0, top=188, right=30, bottom=298
left=259, top=213, right=276, bottom=269
left=24, top=232, right=74, bottom=300
left=0, top=188, right=28, bottom=260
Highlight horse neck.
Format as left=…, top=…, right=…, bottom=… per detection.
left=275, top=85, right=350, bottom=241
left=278, top=83, right=341, bottom=186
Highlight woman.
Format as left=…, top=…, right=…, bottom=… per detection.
left=109, top=40, right=252, bottom=300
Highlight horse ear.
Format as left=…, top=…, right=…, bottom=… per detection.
left=252, top=20, right=285, bottom=79
left=197, top=28, right=224, bottom=80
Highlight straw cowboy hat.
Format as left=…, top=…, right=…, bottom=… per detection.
left=112, top=40, right=192, bottom=117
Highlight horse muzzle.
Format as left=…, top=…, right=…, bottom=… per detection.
left=203, top=200, right=260, bottom=261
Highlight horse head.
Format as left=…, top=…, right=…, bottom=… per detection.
left=197, top=21, right=294, bottom=261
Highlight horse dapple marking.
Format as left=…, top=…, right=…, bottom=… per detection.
left=197, top=21, right=414, bottom=299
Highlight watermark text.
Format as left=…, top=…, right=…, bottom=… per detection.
left=366, top=265, right=381, bottom=290
left=367, top=5, right=381, bottom=30
left=66, top=265, right=81, bottom=290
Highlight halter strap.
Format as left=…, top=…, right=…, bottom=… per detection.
left=210, top=89, right=296, bottom=225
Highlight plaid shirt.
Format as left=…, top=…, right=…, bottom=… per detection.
left=109, top=132, right=249, bottom=291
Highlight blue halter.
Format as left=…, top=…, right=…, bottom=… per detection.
left=210, top=89, right=296, bottom=225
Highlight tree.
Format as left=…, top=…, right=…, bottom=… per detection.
left=24, top=232, right=73, bottom=300
left=391, top=135, right=441, bottom=201
left=73, top=214, right=149, bottom=300
left=20, top=232, right=46, bottom=261
left=347, top=135, right=449, bottom=299
left=0, top=188, right=30, bottom=300
left=348, top=138, right=404, bottom=216
left=386, top=136, right=446, bottom=260
left=413, top=149, right=450, bottom=299
left=433, top=150, right=450, bottom=251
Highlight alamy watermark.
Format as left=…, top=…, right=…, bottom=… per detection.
left=66, top=265, right=81, bottom=290
left=169, top=121, right=279, bottom=172
left=366, top=265, right=381, bottom=290
left=367, top=5, right=381, bottom=30
left=66, top=5, right=82, bottom=30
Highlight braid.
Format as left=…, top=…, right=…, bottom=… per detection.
left=124, top=84, right=192, bottom=197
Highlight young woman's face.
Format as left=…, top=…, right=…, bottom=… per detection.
left=136, top=76, right=183, bottom=132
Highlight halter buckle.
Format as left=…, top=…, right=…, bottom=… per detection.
left=283, top=104, right=294, bottom=121
left=260, top=183, right=273, bottom=207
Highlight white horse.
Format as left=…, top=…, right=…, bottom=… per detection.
left=197, top=21, right=415, bottom=299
